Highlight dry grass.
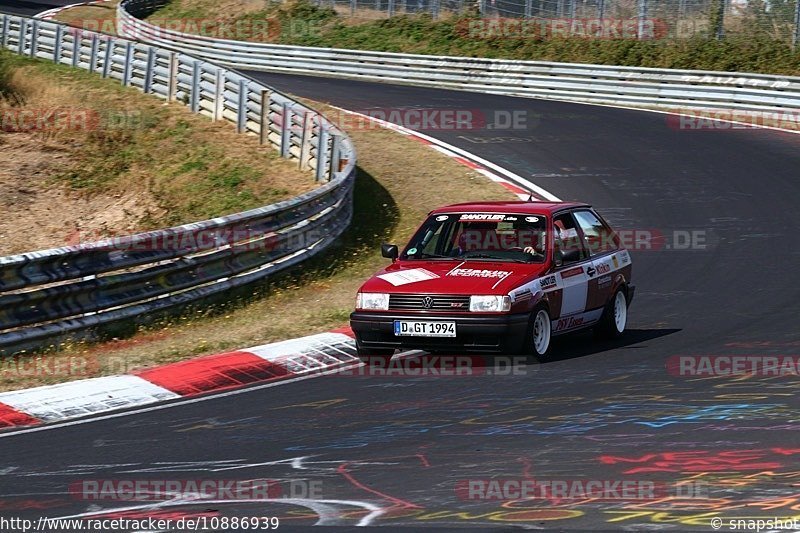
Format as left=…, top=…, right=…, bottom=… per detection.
left=0, top=54, right=314, bottom=255
left=52, top=1, right=122, bottom=34
left=0, top=98, right=515, bottom=392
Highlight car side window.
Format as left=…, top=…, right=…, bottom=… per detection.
left=573, top=210, right=619, bottom=256
left=553, top=213, right=585, bottom=266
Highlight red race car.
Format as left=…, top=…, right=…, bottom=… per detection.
left=350, top=201, right=634, bottom=359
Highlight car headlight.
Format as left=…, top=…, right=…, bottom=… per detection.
left=470, top=295, right=511, bottom=312
left=356, top=292, right=390, bottom=311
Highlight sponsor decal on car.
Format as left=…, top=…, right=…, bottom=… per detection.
left=598, top=275, right=612, bottom=289
left=554, top=315, right=586, bottom=332
left=378, top=268, right=440, bottom=286
left=595, top=262, right=612, bottom=275
left=553, top=308, right=603, bottom=333
left=619, top=250, right=631, bottom=265
left=560, top=266, right=584, bottom=279
left=514, top=288, right=532, bottom=301
left=539, top=275, right=557, bottom=290
left=459, top=214, right=509, bottom=221
left=612, top=255, right=619, bottom=269
left=449, top=268, right=512, bottom=278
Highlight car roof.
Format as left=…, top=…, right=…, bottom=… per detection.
left=430, top=201, right=591, bottom=216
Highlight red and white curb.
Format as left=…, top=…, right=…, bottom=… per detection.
left=0, top=330, right=359, bottom=429
left=329, top=106, right=561, bottom=202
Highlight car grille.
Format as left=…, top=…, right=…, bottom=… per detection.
left=388, top=294, right=471, bottom=312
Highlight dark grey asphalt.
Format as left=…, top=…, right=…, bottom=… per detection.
left=1, top=0, right=77, bottom=16
left=1, top=6, right=800, bottom=529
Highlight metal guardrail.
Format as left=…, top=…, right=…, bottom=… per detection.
left=0, top=11, right=356, bottom=354
left=118, top=0, right=800, bottom=113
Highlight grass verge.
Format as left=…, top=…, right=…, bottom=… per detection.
left=0, top=49, right=313, bottom=256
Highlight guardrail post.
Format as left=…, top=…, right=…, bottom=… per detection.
left=143, top=47, right=155, bottom=93
left=315, top=125, right=329, bottom=181
left=29, top=20, right=38, bottom=58
left=431, top=0, right=440, bottom=19
left=524, top=0, right=533, bottom=18
left=17, top=18, right=26, bottom=55
left=214, top=69, right=225, bottom=121
left=350, top=0, right=356, bottom=16
left=636, top=0, right=648, bottom=40
left=237, top=78, right=248, bottom=134
left=122, top=41, right=134, bottom=85
left=794, top=0, right=800, bottom=49
left=167, top=52, right=178, bottom=102
left=89, top=34, right=99, bottom=72
left=53, top=24, right=64, bottom=63
left=330, top=134, right=342, bottom=178
left=72, top=30, right=81, bottom=68
left=597, top=0, right=605, bottom=22
left=102, top=40, right=113, bottom=78
left=713, top=0, right=726, bottom=40
left=388, top=0, right=395, bottom=17
left=190, top=61, right=201, bottom=113
left=259, top=89, right=272, bottom=145
left=298, top=111, right=314, bottom=169
left=0, top=16, right=8, bottom=50
left=281, top=102, right=292, bottom=158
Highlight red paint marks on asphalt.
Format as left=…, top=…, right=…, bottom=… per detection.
left=0, top=403, right=40, bottom=428
left=337, top=462, right=422, bottom=510
left=598, top=449, right=800, bottom=474
left=135, top=351, right=291, bottom=396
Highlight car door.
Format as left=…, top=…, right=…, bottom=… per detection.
left=551, top=211, right=594, bottom=333
left=573, top=209, right=621, bottom=312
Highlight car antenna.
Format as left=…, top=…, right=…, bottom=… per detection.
left=527, top=193, right=535, bottom=202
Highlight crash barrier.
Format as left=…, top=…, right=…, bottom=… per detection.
left=118, top=0, right=800, bottom=113
left=0, top=11, right=356, bottom=354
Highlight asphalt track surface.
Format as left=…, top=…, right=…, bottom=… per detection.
left=0, top=0, right=77, bottom=16
left=2, top=4, right=800, bottom=530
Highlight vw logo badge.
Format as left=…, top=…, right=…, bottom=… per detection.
left=422, top=296, right=434, bottom=309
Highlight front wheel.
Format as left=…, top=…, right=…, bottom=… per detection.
left=526, top=306, right=552, bottom=360
left=595, top=287, right=628, bottom=339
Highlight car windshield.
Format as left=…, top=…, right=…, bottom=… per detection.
left=402, top=213, right=547, bottom=263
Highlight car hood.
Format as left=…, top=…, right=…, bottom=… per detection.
left=359, top=260, right=549, bottom=295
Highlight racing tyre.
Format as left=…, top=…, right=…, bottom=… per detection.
left=595, top=287, right=628, bottom=339
left=526, top=306, right=552, bottom=360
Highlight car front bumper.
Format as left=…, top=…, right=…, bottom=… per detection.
left=350, top=312, right=530, bottom=354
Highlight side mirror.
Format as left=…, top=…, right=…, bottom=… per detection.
left=381, top=244, right=399, bottom=262
left=558, top=249, right=581, bottom=264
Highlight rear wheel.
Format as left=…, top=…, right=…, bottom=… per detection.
left=526, top=306, right=552, bottom=360
left=595, top=287, right=628, bottom=339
